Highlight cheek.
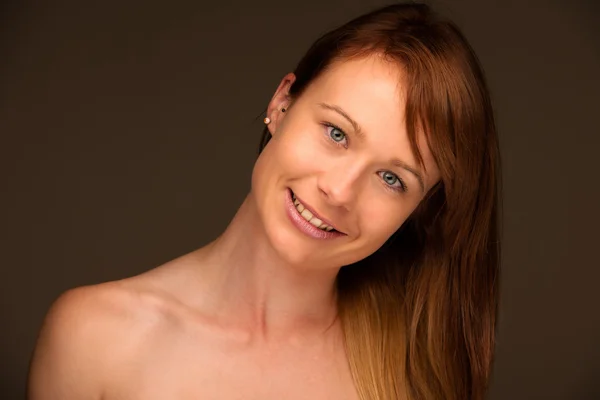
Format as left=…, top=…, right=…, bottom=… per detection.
left=341, top=210, right=406, bottom=266
left=276, top=127, right=325, bottom=172
left=251, top=128, right=320, bottom=194
left=361, top=200, right=413, bottom=243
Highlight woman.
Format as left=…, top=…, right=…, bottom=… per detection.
left=28, top=3, right=501, bottom=400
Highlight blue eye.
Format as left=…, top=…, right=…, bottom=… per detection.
left=322, top=122, right=408, bottom=194
left=324, top=123, right=348, bottom=148
left=379, top=171, right=407, bottom=193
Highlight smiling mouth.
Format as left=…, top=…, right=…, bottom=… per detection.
left=290, top=189, right=342, bottom=234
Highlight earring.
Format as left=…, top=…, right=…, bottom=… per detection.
left=264, top=117, right=271, bottom=124
left=281, top=108, right=286, bottom=112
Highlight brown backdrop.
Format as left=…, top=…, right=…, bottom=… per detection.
left=1, top=0, right=599, bottom=399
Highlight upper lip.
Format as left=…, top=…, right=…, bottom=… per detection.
left=292, top=190, right=346, bottom=234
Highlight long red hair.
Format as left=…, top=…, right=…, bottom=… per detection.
left=258, top=3, right=501, bottom=399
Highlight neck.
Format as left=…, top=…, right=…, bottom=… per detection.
left=190, top=192, right=341, bottom=342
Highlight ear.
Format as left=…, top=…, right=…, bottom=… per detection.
left=266, top=72, right=296, bottom=135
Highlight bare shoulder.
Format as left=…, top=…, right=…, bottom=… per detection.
left=27, top=277, right=179, bottom=400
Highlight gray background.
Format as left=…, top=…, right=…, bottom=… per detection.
left=1, top=0, right=599, bottom=398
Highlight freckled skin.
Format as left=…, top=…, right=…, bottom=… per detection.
left=27, top=55, right=439, bottom=400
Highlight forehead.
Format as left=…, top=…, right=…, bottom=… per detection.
left=304, top=54, right=406, bottom=126
left=311, top=55, right=403, bottom=98
left=300, top=54, right=439, bottom=187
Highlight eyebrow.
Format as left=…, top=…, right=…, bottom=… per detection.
left=318, top=102, right=426, bottom=194
left=318, top=102, right=363, bottom=137
left=391, top=158, right=425, bottom=194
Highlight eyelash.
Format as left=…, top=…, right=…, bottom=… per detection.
left=321, top=122, right=408, bottom=194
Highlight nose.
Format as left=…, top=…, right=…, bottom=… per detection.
left=317, top=160, right=364, bottom=209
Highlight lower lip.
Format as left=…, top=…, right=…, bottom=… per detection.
left=285, top=188, right=346, bottom=240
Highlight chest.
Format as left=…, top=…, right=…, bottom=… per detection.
left=107, top=333, right=359, bottom=400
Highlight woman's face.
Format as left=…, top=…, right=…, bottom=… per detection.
left=251, top=54, right=440, bottom=269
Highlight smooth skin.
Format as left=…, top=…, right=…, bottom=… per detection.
left=28, top=54, right=440, bottom=400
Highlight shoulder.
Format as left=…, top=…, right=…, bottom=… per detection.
left=27, top=279, right=176, bottom=400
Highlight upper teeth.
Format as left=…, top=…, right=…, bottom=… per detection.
left=293, top=194, right=335, bottom=231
